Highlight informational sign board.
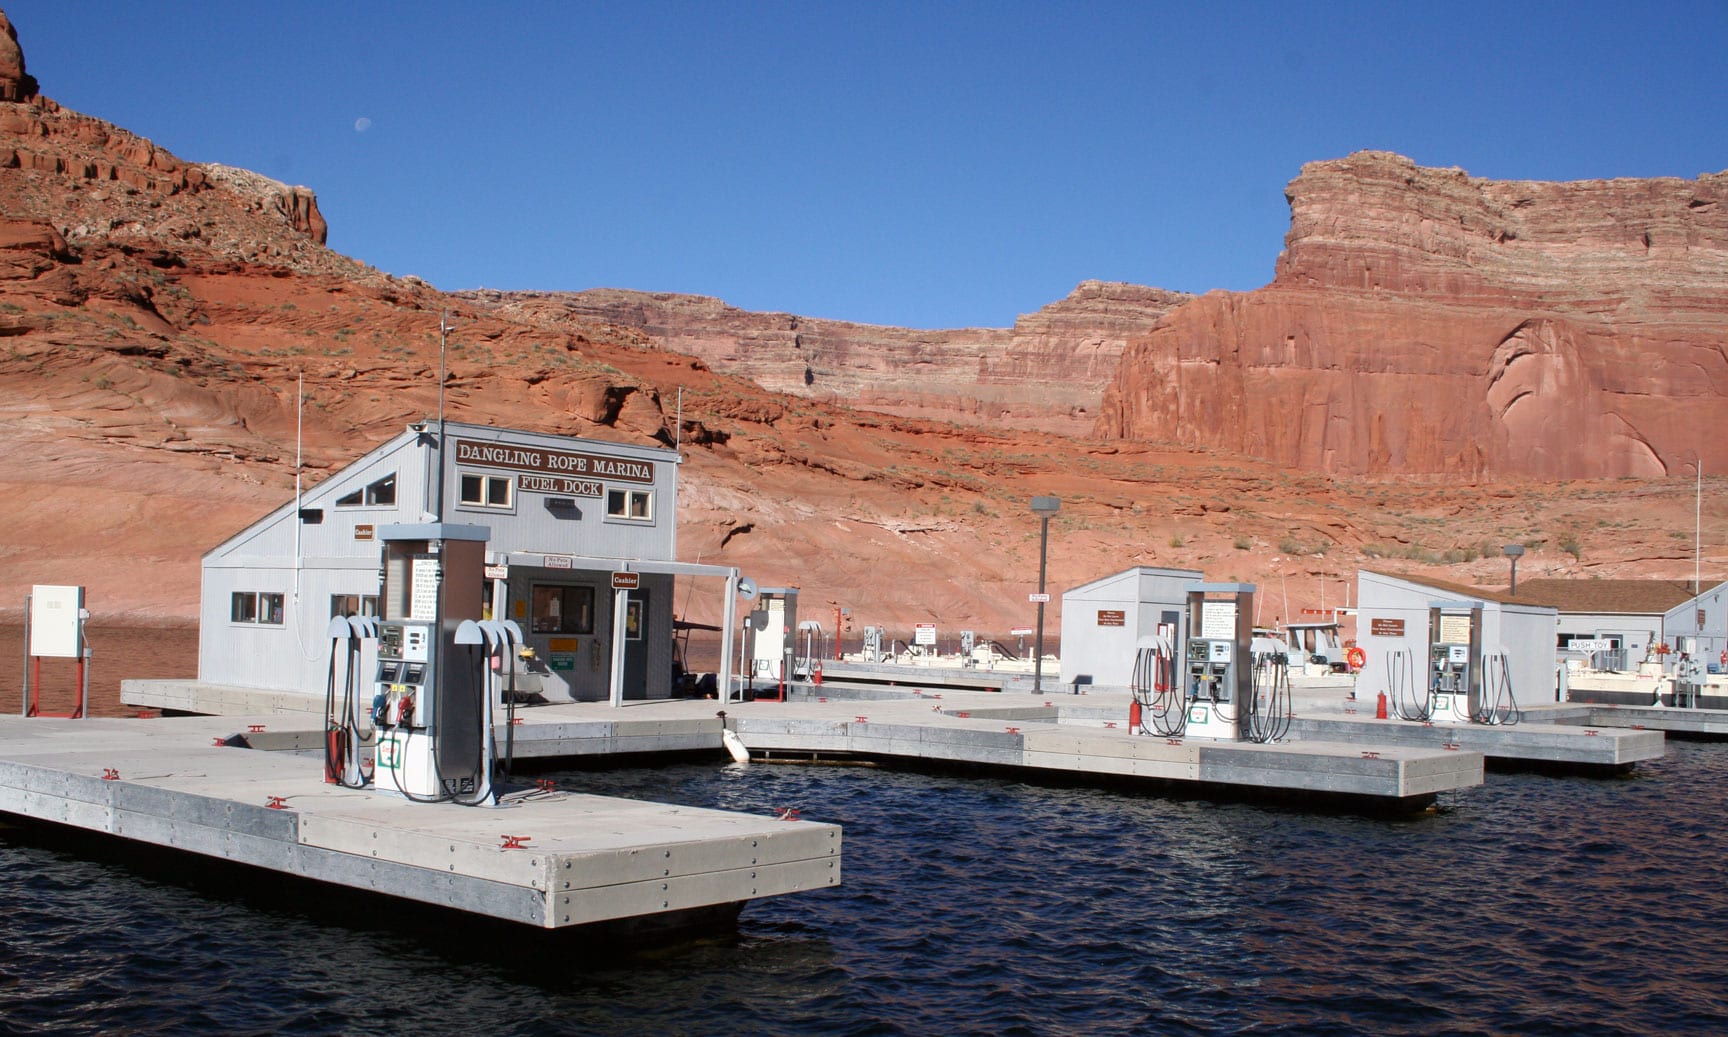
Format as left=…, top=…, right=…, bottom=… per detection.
left=410, top=557, right=439, bottom=621
left=1370, top=618, right=1406, bottom=638
left=1010, top=628, right=1034, bottom=636
left=1096, top=609, right=1126, bottom=627
left=611, top=572, right=641, bottom=590
left=914, top=623, right=937, bottom=646
left=1568, top=639, right=1614, bottom=653
left=354, top=524, right=375, bottom=541
left=483, top=564, right=509, bottom=580
left=1200, top=601, right=1236, bottom=640
left=29, top=585, right=83, bottom=658
left=1438, top=614, right=1472, bottom=645
left=1028, top=593, right=1051, bottom=603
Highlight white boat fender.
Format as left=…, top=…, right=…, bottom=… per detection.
left=721, top=727, right=750, bottom=764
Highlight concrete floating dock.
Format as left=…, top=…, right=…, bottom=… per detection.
left=1277, top=712, right=1663, bottom=770
left=489, top=694, right=1480, bottom=806
left=786, top=682, right=1666, bottom=772
left=0, top=715, right=841, bottom=930
left=1530, top=702, right=1728, bottom=739
left=126, top=678, right=1483, bottom=805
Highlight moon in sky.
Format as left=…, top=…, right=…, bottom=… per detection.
left=354, top=117, right=372, bottom=133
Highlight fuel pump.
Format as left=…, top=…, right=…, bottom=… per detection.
left=750, top=588, right=799, bottom=698
left=371, top=523, right=492, bottom=803
left=1181, top=583, right=1254, bottom=741
left=1131, top=624, right=1181, bottom=736
left=324, top=614, right=378, bottom=788
left=960, top=630, right=976, bottom=668
left=863, top=625, right=883, bottom=664
left=1427, top=602, right=1483, bottom=724
left=1243, top=630, right=1292, bottom=743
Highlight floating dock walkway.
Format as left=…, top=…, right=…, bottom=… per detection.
left=774, top=682, right=1666, bottom=772
left=0, top=714, right=841, bottom=931
left=126, top=678, right=1483, bottom=806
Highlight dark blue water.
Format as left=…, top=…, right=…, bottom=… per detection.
left=4, top=745, right=1728, bottom=1035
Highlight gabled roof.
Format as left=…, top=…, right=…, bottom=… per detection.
left=1358, top=568, right=1524, bottom=606
left=1499, top=578, right=1715, bottom=616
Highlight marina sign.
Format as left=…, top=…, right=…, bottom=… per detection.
left=1567, top=639, right=1614, bottom=653
left=454, top=438, right=654, bottom=485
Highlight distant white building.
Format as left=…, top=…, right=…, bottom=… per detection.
left=1500, top=578, right=1700, bottom=671
left=1662, top=579, right=1727, bottom=671
left=1059, top=566, right=1203, bottom=690
left=191, top=420, right=739, bottom=705
left=1353, top=569, right=1559, bottom=705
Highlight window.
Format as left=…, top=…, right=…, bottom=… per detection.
left=231, top=591, right=284, bottom=625
left=336, top=473, right=396, bottom=508
left=459, top=472, right=513, bottom=509
left=531, top=585, right=595, bottom=634
left=607, top=488, right=653, bottom=522
left=330, top=594, right=380, bottom=619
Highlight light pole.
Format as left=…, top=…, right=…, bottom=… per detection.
left=1503, top=544, right=1525, bottom=596
left=1030, top=496, right=1060, bottom=694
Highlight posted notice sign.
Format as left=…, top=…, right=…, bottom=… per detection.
left=1028, top=592, right=1051, bottom=603
left=914, top=623, right=937, bottom=646
left=1568, top=639, right=1613, bottom=653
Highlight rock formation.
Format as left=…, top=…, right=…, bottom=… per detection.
left=0, top=4, right=1716, bottom=636
left=470, top=280, right=1190, bottom=436
left=1099, top=151, right=1728, bottom=480
left=0, top=12, right=37, bottom=102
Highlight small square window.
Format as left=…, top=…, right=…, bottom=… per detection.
left=459, top=472, right=513, bottom=509
left=260, top=593, right=285, bottom=625
left=607, top=488, right=653, bottom=522
left=231, top=592, right=257, bottom=623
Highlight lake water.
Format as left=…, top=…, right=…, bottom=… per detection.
left=3, top=731, right=1727, bottom=1034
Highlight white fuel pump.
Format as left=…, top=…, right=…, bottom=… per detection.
left=369, top=523, right=493, bottom=804
left=1427, top=603, right=1483, bottom=724
left=1180, top=583, right=1255, bottom=741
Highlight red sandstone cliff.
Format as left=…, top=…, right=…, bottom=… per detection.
left=1099, top=151, right=1728, bottom=479
left=0, top=4, right=1717, bottom=635
left=466, top=280, right=1190, bottom=436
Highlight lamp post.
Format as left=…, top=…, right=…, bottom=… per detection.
left=1030, top=496, right=1060, bottom=694
left=1502, top=544, right=1525, bottom=596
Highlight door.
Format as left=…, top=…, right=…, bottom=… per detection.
left=623, top=589, right=648, bottom=699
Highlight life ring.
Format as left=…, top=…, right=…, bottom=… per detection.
left=1346, top=646, right=1367, bottom=670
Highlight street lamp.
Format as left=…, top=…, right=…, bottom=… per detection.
left=1502, top=544, right=1525, bottom=595
left=1030, top=496, right=1061, bottom=694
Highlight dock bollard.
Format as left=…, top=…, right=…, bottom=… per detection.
left=1376, top=692, right=1388, bottom=720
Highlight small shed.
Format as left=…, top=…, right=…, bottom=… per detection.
left=1501, top=578, right=1700, bottom=670
left=1354, top=569, right=1560, bottom=705
left=1059, top=566, right=1203, bottom=691
left=1663, top=579, right=1728, bottom=669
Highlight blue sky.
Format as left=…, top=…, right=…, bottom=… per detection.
left=8, top=2, right=1726, bottom=328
